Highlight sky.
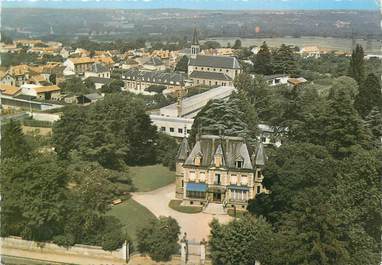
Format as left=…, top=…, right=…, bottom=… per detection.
left=1, top=0, right=380, bottom=10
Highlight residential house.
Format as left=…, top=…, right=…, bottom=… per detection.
left=121, top=58, right=140, bottom=70
left=175, top=135, right=268, bottom=210
left=63, top=57, right=94, bottom=75
left=85, top=76, right=113, bottom=90
left=143, top=57, right=166, bottom=71
left=84, top=63, right=111, bottom=79
left=263, top=74, right=289, bottom=86
left=299, top=46, right=321, bottom=58
left=1, top=65, right=30, bottom=87
left=21, top=84, right=61, bottom=101
left=0, top=84, right=22, bottom=97
left=77, top=93, right=103, bottom=105
left=93, top=56, right=114, bottom=66
left=15, top=39, right=43, bottom=48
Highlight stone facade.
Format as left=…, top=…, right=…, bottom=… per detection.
left=175, top=135, right=268, bottom=210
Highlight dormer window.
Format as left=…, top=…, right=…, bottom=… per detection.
left=215, top=155, right=222, bottom=167
left=194, top=155, right=202, bottom=166
left=236, top=160, right=243, bottom=168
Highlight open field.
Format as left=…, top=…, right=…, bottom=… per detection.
left=107, top=198, right=157, bottom=244
left=129, top=164, right=176, bottom=192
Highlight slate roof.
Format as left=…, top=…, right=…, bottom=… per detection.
left=184, top=135, right=253, bottom=170
left=189, top=55, right=241, bottom=69
left=122, top=69, right=185, bottom=86
left=189, top=71, right=232, bottom=81
left=144, top=57, right=164, bottom=66
left=254, top=142, right=267, bottom=166
left=83, top=93, right=103, bottom=101
left=176, top=137, right=190, bottom=161
left=90, top=62, right=109, bottom=73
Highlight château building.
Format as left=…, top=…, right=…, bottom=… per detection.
left=187, top=28, right=242, bottom=87
left=175, top=135, right=268, bottom=210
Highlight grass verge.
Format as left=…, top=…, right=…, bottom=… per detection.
left=168, top=200, right=203, bottom=214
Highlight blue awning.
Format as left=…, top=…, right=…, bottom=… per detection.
left=227, top=185, right=250, bottom=191
left=186, top=183, right=207, bottom=192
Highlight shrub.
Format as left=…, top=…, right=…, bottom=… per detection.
left=137, top=216, right=180, bottom=261
left=52, top=234, right=76, bottom=248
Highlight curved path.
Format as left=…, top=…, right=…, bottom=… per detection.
left=132, top=183, right=232, bottom=242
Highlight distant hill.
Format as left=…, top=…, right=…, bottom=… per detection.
left=2, top=8, right=380, bottom=41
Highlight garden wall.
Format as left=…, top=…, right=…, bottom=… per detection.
left=1, top=236, right=128, bottom=265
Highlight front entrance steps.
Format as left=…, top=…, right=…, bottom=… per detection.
left=203, top=202, right=227, bottom=215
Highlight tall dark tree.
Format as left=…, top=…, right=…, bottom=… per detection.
left=1, top=156, right=67, bottom=241
left=355, top=73, right=382, bottom=117
left=1, top=119, right=31, bottom=160
left=272, top=44, right=298, bottom=75
left=175, top=55, right=189, bottom=73
left=365, top=107, right=382, bottom=148
left=53, top=94, right=158, bottom=167
left=324, top=77, right=371, bottom=158
left=52, top=106, right=87, bottom=159
left=233, top=72, right=253, bottom=98
left=232, top=39, right=242, bottom=49
left=209, top=216, right=274, bottom=265
left=348, top=44, right=365, bottom=84
left=156, top=133, right=178, bottom=170
left=189, top=98, right=249, bottom=144
left=253, top=42, right=272, bottom=75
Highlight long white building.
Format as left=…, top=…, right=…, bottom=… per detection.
left=150, top=85, right=236, bottom=138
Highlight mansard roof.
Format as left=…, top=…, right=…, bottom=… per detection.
left=122, top=69, right=186, bottom=86
left=189, top=71, right=232, bottom=81
left=184, top=135, right=253, bottom=170
left=189, top=55, right=241, bottom=69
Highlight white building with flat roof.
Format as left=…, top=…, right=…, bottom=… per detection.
left=151, top=85, right=236, bottom=138
left=159, top=85, right=236, bottom=118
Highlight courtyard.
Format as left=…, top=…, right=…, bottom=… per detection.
left=132, top=183, right=232, bottom=242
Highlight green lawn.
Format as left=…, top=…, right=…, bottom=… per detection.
left=108, top=198, right=156, bottom=244
left=129, top=164, right=176, bottom=192
left=169, top=200, right=203, bottom=214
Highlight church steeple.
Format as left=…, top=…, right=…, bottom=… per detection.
left=191, top=27, right=200, bottom=59
left=192, top=27, right=199, bottom=45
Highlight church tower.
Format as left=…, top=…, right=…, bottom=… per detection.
left=191, top=27, right=200, bottom=59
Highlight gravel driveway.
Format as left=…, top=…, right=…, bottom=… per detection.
left=132, top=183, right=232, bottom=242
